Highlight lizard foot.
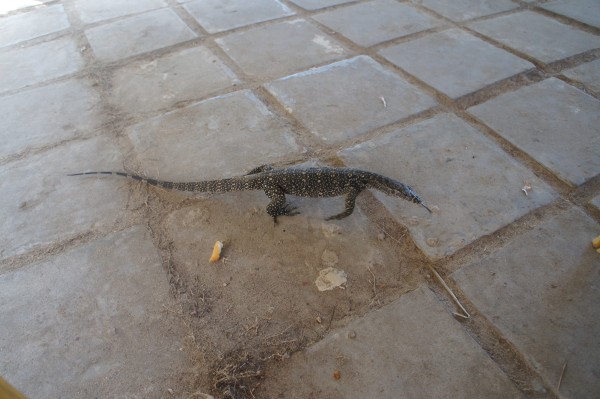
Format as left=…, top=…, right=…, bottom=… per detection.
left=268, top=204, right=299, bottom=224
left=281, top=204, right=299, bottom=216
left=325, top=212, right=351, bottom=221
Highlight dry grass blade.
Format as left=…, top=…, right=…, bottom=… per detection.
left=557, top=360, right=567, bottom=391
left=367, top=266, right=382, bottom=306
left=377, top=224, right=470, bottom=319
left=215, top=370, right=262, bottom=385
left=213, top=354, right=262, bottom=399
left=426, top=264, right=471, bottom=319
left=211, top=329, right=305, bottom=398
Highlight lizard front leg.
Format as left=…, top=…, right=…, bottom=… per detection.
left=326, top=186, right=361, bottom=220
left=263, top=183, right=299, bottom=222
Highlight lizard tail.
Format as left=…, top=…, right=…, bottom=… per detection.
left=67, top=171, right=189, bottom=190
left=67, top=171, right=262, bottom=193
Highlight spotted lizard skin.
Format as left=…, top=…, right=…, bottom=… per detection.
left=69, top=165, right=431, bottom=220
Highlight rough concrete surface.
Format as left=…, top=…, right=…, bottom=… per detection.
left=313, top=0, right=444, bottom=47
left=183, top=0, right=294, bottom=33
left=0, top=3, right=69, bottom=48
left=0, top=226, right=192, bottom=399
left=467, top=11, right=600, bottom=63
left=216, top=19, right=349, bottom=79
left=125, top=90, right=303, bottom=180
left=562, top=59, right=600, bottom=95
left=266, top=55, right=437, bottom=143
left=541, top=0, right=600, bottom=29
left=0, top=78, right=103, bottom=161
left=289, top=0, right=354, bottom=10
left=453, top=208, right=600, bottom=399
left=379, top=28, right=534, bottom=98
left=110, top=45, right=240, bottom=117
left=74, top=0, right=167, bottom=24
left=339, top=113, right=557, bottom=260
left=0, top=0, right=54, bottom=15
left=1, top=1, right=599, bottom=398
left=0, top=37, right=84, bottom=93
left=591, top=194, right=600, bottom=212
left=414, top=0, right=517, bottom=22
left=260, top=286, right=524, bottom=398
left=468, top=78, right=600, bottom=186
left=84, top=8, right=197, bottom=62
left=0, top=136, right=141, bottom=262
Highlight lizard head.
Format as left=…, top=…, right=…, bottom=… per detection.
left=367, top=174, right=432, bottom=213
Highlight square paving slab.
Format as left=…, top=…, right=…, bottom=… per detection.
left=125, top=90, right=303, bottom=180
left=415, top=0, right=517, bottom=22
left=74, top=0, right=168, bottom=24
left=216, top=19, right=349, bottom=79
left=339, top=113, right=557, bottom=260
left=0, top=136, right=138, bottom=262
left=0, top=226, right=189, bottom=398
left=468, top=11, right=600, bottom=63
left=0, top=0, right=53, bottom=15
left=0, top=4, right=70, bottom=48
left=541, top=0, right=600, bottom=28
left=468, top=77, right=600, bottom=186
left=562, top=59, right=600, bottom=95
left=84, top=8, right=196, bottom=62
left=288, top=0, right=354, bottom=10
left=379, top=28, right=534, bottom=98
left=452, top=207, right=600, bottom=399
left=265, top=55, right=437, bottom=144
left=0, top=78, right=103, bottom=161
left=313, top=0, right=444, bottom=47
left=261, top=286, right=524, bottom=398
left=110, top=45, right=239, bottom=117
left=0, top=37, right=84, bottom=93
left=183, top=0, right=294, bottom=33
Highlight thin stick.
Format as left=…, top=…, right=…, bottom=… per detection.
left=325, top=305, right=336, bottom=333
left=367, top=266, right=381, bottom=306
left=426, top=264, right=470, bottom=319
left=557, top=360, right=567, bottom=391
left=377, top=225, right=405, bottom=244
left=162, top=304, right=183, bottom=316
left=379, top=225, right=469, bottom=319
left=265, top=338, right=298, bottom=346
left=215, top=370, right=262, bottom=385
left=262, top=325, right=293, bottom=341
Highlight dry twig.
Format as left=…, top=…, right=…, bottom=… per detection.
left=426, top=264, right=470, bottom=319
left=557, top=360, right=567, bottom=391
left=324, top=305, right=336, bottom=334
left=377, top=224, right=406, bottom=244
left=367, top=266, right=382, bottom=306
left=378, top=225, right=469, bottom=319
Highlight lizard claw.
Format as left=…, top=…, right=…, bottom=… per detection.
left=325, top=213, right=348, bottom=221
left=282, top=204, right=299, bottom=216
left=268, top=204, right=299, bottom=224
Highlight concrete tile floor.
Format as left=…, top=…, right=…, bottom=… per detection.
left=0, top=1, right=599, bottom=398
left=379, top=27, right=534, bottom=98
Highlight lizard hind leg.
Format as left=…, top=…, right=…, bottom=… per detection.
left=263, top=184, right=299, bottom=223
left=326, top=187, right=360, bottom=220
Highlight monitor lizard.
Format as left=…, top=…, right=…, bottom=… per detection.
left=68, top=165, right=431, bottom=221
